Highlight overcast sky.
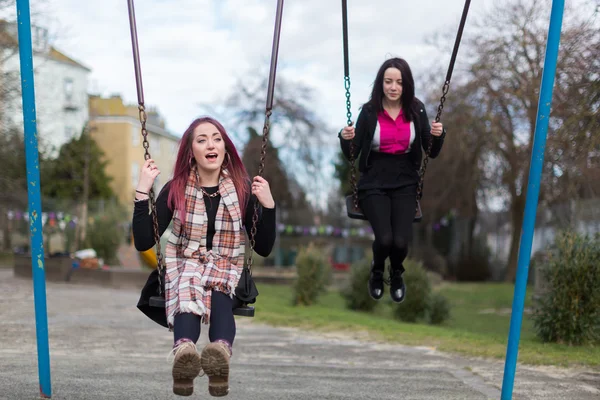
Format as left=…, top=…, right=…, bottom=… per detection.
left=38, top=0, right=504, bottom=134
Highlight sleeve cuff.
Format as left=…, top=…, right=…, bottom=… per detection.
left=134, top=199, right=149, bottom=208
left=262, top=203, right=276, bottom=212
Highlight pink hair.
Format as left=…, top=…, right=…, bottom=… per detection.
left=167, top=117, right=250, bottom=222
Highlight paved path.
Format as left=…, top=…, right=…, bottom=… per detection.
left=1, top=269, right=598, bottom=399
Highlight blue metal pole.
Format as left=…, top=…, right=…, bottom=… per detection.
left=501, top=0, right=564, bottom=398
left=15, top=0, right=52, bottom=397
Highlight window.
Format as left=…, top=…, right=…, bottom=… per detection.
left=132, top=126, right=140, bottom=146
left=32, top=26, right=49, bottom=52
left=150, top=137, right=160, bottom=155
left=131, top=162, right=139, bottom=188
left=64, top=78, right=74, bottom=102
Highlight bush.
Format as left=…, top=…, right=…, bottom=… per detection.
left=341, top=258, right=379, bottom=312
left=532, top=231, right=600, bottom=345
left=392, top=260, right=432, bottom=322
left=293, top=243, right=329, bottom=306
left=428, top=292, right=451, bottom=325
left=64, top=223, right=76, bottom=253
left=84, top=215, right=122, bottom=265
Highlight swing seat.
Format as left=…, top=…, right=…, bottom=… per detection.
left=233, top=305, right=255, bottom=317
left=148, top=295, right=255, bottom=317
left=232, top=296, right=256, bottom=317
left=345, top=195, right=367, bottom=220
left=345, top=194, right=423, bottom=223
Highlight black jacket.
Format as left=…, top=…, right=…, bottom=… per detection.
left=339, top=99, right=446, bottom=173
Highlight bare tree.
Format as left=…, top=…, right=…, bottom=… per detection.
left=417, top=80, right=490, bottom=265
left=208, top=68, right=331, bottom=210
left=449, top=0, right=600, bottom=280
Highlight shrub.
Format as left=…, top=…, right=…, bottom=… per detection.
left=293, top=243, right=329, bottom=306
left=428, top=292, right=451, bottom=325
left=392, top=260, right=432, bottom=322
left=341, top=258, right=379, bottom=312
left=532, top=231, right=600, bottom=345
left=64, top=223, right=77, bottom=253
left=84, top=215, right=122, bottom=265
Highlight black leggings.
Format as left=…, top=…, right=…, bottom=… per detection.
left=173, top=291, right=236, bottom=345
left=360, top=187, right=416, bottom=273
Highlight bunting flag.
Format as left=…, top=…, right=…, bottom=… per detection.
left=276, top=223, right=375, bottom=238
left=6, top=209, right=376, bottom=237
left=6, top=209, right=457, bottom=236
left=7, top=210, right=80, bottom=231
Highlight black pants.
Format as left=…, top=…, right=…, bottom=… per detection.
left=173, top=291, right=236, bottom=345
left=360, top=186, right=416, bottom=273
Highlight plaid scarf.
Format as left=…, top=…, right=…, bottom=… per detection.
left=164, top=167, right=245, bottom=327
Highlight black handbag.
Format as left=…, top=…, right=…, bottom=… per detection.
left=137, top=268, right=168, bottom=327
left=234, top=265, right=259, bottom=304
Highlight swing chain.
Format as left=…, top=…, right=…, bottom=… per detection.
left=435, top=80, right=450, bottom=123
left=349, top=143, right=359, bottom=212
left=344, top=76, right=352, bottom=125
left=344, top=75, right=359, bottom=212
left=246, top=109, right=272, bottom=274
left=417, top=80, right=450, bottom=201
left=138, top=104, right=165, bottom=295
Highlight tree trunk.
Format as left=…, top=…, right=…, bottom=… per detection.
left=505, top=195, right=525, bottom=282
left=467, top=216, right=476, bottom=256
left=75, top=134, right=90, bottom=249
left=425, top=220, right=434, bottom=248
left=466, top=186, right=479, bottom=257
left=0, top=207, right=11, bottom=252
left=78, top=202, right=88, bottom=248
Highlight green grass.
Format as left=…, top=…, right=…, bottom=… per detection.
left=253, top=282, right=600, bottom=368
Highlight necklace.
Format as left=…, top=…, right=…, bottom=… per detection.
left=195, top=169, right=219, bottom=198
left=200, top=187, right=219, bottom=198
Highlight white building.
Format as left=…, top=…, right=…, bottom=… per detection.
left=0, top=21, right=90, bottom=154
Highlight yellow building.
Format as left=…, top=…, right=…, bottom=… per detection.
left=88, top=95, right=180, bottom=206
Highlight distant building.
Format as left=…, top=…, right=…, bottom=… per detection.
left=0, top=21, right=90, bottom=153
left=88, top=95, right=180, bottom=205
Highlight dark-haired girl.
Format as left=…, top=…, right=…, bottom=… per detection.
left=339, top=57, right=446, bottom=304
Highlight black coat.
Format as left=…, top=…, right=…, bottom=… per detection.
left=339, top=99, right=446, bottom=173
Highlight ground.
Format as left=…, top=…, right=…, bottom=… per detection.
left=0, top=268, right=598, bottom=400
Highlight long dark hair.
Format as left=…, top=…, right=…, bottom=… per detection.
left=365, top=57, right=417, bottom=121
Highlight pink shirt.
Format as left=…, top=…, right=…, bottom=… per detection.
left=372, top=109, right=415, bottom=154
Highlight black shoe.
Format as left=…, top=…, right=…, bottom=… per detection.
left=389, top=268, right=406, bottom=303
left=368, top=262, right=385, bottom=300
